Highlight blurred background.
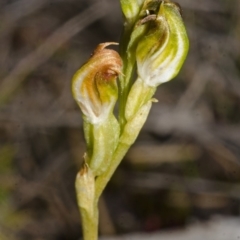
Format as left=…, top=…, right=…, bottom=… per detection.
left=1, top=0, right=240, bottom=239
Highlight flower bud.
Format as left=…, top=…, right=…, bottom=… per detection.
left=72, top=42, right=122, bottom=124
left=120, top=0, right=144, bottom=22
left=136, top=1, right=189, bottom=87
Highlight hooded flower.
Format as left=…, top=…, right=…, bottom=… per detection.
left=72, top=42, right=122, bottom=124
left=136, top=1, right=189, bottom=87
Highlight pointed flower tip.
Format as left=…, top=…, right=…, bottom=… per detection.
left=136, top=1, right=189, bottom=87
left=94, top=42, right=119, bottom=54
left=72, top=42, right=122, bottom=124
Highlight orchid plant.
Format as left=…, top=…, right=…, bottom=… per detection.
left=71, top=1, right=189, bottom=239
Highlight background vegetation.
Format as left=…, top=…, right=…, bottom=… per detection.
left=0, top=0, right=240, bottom=239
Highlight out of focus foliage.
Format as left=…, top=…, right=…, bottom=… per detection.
left=0, top=0, right=240, bottom=239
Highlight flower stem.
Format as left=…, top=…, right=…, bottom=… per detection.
left=75, top=165, right=98, bottom=240
left=80, top=205, right=99, bottom=240
left=118, top=22, right=136, bottom=129
left=95, top=142, right=130, bottom=201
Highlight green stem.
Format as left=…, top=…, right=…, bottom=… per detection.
left=118, top=21, right=136, bottom=129
left=75, top=165, right=99, bottom=240
left=125, top=78, right=156, bottom=121
left=118, top=63, right=135, bottom=129
left=78, top=142, right=131, bottom=239
left=95, top=142, right=130, bottom=200
left=80, top=205, right=99, bottom=240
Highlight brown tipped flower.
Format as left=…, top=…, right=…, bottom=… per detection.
left=72, top=42, right=122, bottom=124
